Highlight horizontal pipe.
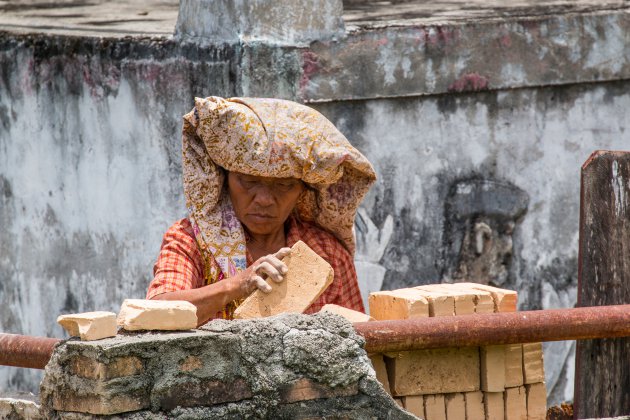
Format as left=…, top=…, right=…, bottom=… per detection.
left=0, top=334, right=60, bottom=370
left=353, top=304, right=630, bottom=354
left=2, top=305, right=630, bottom=369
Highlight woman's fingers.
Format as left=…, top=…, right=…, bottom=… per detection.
left=252, top=275, right=272, bottom=293
left=274, top=247, right=291, bottom=260
left=256, top=261, right=284, bottom=283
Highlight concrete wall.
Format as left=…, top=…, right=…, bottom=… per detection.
left=2, top=1, right=630, bottom=406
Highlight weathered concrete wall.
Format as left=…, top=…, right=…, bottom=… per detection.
left=2, top=0, right=630, bottom=407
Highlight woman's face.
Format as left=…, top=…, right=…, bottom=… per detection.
left=227, top=172, right=305, bottom=236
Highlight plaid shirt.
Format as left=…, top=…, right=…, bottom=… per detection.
left=147, top=217, right=365, bottom=316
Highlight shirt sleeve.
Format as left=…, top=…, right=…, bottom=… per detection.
left=146, top=219, right=205, bottom=299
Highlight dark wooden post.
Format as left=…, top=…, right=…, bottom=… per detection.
left=575, top=150, right=630, bottom=418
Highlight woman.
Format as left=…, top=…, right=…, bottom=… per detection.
left=147, top=97, right=376, bottom=325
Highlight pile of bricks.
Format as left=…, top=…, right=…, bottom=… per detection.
left=368, top=283, right=547, bottom=420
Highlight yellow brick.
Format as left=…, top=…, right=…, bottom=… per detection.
left=369, top=289, right=429, bottom=320
left=480, top=345, right=506, bottom=392
left=57, top=311, right=117, bottom=341
left=504, top=386, right=527, bottom=420
left=483, top=392, right=504, bottom=420
left=464, top=391, right=485, bottom=420
left=522, top=343, right=545, bottom=384
left=402, top=395, right=423, bottom=417
left=320, top=304, right=374, bottom=322
left=411, top=287, right=456, bottom=317
left=445, top=393, right=466, bottom=420
left=447, top=284, right=494, bottom=313
left=424, top=394, right=447, bottom=420
left=385, top=348, right=480, bottom=396
left=234, top=241, right=333, bottom=319
left=368, top=354, right=391, bottom=396
left=418, top=284, right=475, bottom=315
left=505, top=344, right=524, bottom=387
left=456, top=282, right=518, bottom=312
left=526, top=382, right=547, bottom=420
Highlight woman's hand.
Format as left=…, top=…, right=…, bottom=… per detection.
left=232, top=247, right=291, bottom=297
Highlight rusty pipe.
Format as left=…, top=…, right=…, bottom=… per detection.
left=354, top=304, right=630, bottom=354
left=0, top=333, right=60, bottom=369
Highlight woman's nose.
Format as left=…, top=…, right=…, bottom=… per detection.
left=252, top=185, right=275, bottom=207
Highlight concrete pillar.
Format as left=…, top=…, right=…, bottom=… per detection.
left=175, top=0, right=345, bottom=45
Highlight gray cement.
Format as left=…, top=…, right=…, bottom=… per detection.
left=2, top=0, right=630, bottom=406
left=39, top=312, right=415, bottom=419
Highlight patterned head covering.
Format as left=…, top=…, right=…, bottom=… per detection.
left=182, top=97, right=376, bottom=311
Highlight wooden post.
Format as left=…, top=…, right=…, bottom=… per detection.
left=575, top=150, right=630, bottom=418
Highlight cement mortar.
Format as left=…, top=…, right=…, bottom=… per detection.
left=39, top=313, right=416, bottom=419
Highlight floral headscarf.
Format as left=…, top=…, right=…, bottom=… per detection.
left=182, top=97, right=376, bottom=316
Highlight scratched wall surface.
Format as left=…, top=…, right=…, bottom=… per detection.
left=2, top=3, right=630, bottom=405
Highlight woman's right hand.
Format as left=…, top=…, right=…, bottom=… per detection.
left=231, top=247, right=291, bottom=298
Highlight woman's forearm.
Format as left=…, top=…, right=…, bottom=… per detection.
left=150, top=280, right=243, bottom=326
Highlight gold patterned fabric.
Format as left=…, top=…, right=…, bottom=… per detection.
left=181, top=96, right=376, bottom=317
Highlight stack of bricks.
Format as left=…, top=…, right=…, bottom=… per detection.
left=369, top=283, right=547, bottom=420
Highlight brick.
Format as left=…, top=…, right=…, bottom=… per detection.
left=456, top=282, right=518, bottom=312
left=483, top=392, right=504, bottom=420
left=464, top=391, right=485, bottom=420
left=411, top=287, right=455, bottom=317
left=278, top=378, right=358, bottom=403
left=445, top=284, right=494, bottom=313
left=505, top=344, right=524, bottom=387
left=52, top=390, right=148, bottom=415
left=394, top=398, right=405, bottom=408
left=525, top=382, right=547, bottom=420
left=417, top=284, right=475, bottom=315
left=504, top=386, right=527, bottom=420
left=402, top=395, right=423, bottom=417
left=69, top=355, right=143, bottom=380
left=234, top=240, right=333, bottom=319
left=385, top=347, right=480, bottom=396
left=369, top=289, right=429, bottom=320
left=368, top=353, right=391, bottom=395
left=57, top=311, right=117, bottom=341
left=424, top=394, right=447, bottom=420
left=117, top=299, right=197, bottom=331
left=522, top=342, right=545, bottom=384
left=157, top=378, right=252, bottom=410
left=445, top=393, right=466, bottom=420
left=480, top=345, right=506, bottom=392
left=320, top=303, right=374, bottom=322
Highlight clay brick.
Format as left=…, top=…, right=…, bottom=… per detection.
left=157, top=378, right=252, bottom=410
left=525, top=382, right=547, bottom=420
left=522, top=342, right=545, bottom=384
left=180, top=355, right=203, bottom=372
left=445, top=393, right=466, bottom=420
left=278, top=378, right=358, bottom=403
left=368, top=353, right=391, bottom=395
left=411, top=287, right=455, bottom=317
left=464, top=391, right=485, bottom=420
left=504, top=386, right=527, bottom=420
left=394, top=398, right=405, bottom=408
left=480, top=345, right=506, bottom=392
left=52, top=390, right=148, bottom=415
left=417, top=284, right=475, bottom=315
left=446, top=284, right=494, bottom=313
left=385, top=347, right=480, bottom=396
left=369, top=289, right=429, bottom=320
left=483, top=392, right=504, bottom=420
left=505, top=344, right=524, bottom=387
left=424, top=394, right=446, bottom=420
left=57, top=311, right=117, bottom=341
left=402, top=395, right=423, bottom=417
left=234, top=241, right=333, bottom=319
left=457, top=282, right=518, bottom=312
left=117, top=299, right=197, bottom=330
left=69, top=355, right=143, bottom=380
left=320, top=304, right=374, bottom=322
